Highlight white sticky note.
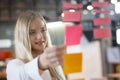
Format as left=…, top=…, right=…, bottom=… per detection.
left=107, top=47, right=120, bottom=63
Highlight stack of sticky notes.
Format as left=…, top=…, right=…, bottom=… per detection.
left=64, top=25, right=83, bottom=74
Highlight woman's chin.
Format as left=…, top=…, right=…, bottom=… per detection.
left=32, top=44, right=45, bottom=52
left=35, top=47, right=44, bottom=52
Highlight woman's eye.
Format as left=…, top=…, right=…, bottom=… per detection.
left=41, top=28, right=46, bottom=32
left=29, top=31, right=36, bottom=35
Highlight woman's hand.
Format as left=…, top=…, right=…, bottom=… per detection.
left=38, top=45, right=66, bottom=70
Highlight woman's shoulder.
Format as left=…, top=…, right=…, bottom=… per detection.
left=7, top=58, right=24, bottom=66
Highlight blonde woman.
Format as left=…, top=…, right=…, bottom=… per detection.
left=6, top=10, right=66, bottom=80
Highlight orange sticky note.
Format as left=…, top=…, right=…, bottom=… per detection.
left=64, top=53, right=82, bottom=74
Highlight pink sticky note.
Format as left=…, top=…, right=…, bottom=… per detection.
left=65, top=25, right=82, bottom=46
left=62, top=10, right=82, bottom=22
left=93, top=28, right=111, bottom=39
left=92, top=2, right=109, bottom=8
left=93, top=17, right=111, bottom=26
left=92, top=9, right=110, bottom=14
left=63, top=2, right=83, bottom=9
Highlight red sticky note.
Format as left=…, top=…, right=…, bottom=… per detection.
left=93, top=28, right=111, bottom=39
left=62, top=10, right=82, bottom=22
left=63, top=2, right=83, bottom=9
left=92, top=2, right=109, bottom=8
left=0, top=50, right=13, bottom=60
left=92, top=9, right=110, bottom=14
left=65, top=25, right=82, bottom=46
left=93, top=17, right=111, bottom=26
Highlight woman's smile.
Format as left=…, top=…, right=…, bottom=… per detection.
left=35, top=41, right=45, bottom=46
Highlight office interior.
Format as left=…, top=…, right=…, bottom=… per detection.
left=0, top=0, right=120, bottom=80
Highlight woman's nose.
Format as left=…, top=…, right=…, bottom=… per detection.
left=36, top=32, right=43, bottom=39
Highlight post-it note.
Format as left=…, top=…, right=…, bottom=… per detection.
left=64, top=25, right=82, bottom=46
left=63, top=2, right=83, bottom=9
left=93, top=17, right=111, bottom=26
left=64, top=53, right=82, bottom=74
left=92, top=2, right=109, bottom=8
left=93, top=28, right=110, bottom=39
left=62, top=10, right=82, bottom=22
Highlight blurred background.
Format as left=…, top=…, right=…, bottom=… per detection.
left=0, top=0, right=120, bottom=80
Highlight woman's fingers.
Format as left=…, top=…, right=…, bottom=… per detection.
left=49, top=58, right=59, bottom=67
left=46, top=53, right=63, bottom=67
left=48, top=55, right=64, bottom=66
left=45, top=45, right=66, bottom=67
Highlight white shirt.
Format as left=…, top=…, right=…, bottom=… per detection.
left=6, top=57, right=52, bottom=80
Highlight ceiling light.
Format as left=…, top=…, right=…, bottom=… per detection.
left=111, top=0, right=117, bottom=4
left=87, top=5, right=93, bottom=10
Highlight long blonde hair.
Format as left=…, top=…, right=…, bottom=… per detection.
left=14, top=10, right=66, bottom=80
left=14, top=10, right=46, bottom=62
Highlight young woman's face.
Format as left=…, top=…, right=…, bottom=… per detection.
left=29, top=17, right=47, bottom=54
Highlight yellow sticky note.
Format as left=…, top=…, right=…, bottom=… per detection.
left=64, top=53, right=82, bottom=74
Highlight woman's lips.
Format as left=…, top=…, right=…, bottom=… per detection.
left=35, top=42, right=44, bottom=46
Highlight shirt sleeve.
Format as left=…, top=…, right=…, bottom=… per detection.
left=6, top=57, right=43, bottom=80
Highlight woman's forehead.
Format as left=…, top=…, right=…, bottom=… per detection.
left=29, top=18, right=46, bottom=30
